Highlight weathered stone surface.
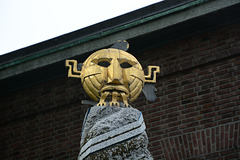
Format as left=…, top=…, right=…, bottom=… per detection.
left=79, top=105, right=153, bottom=160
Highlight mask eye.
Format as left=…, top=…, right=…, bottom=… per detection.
left=98, top=61, right=111, bottom=67
left=120, top=62, right=132, bottom=68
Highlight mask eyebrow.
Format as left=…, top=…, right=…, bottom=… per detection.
left=118, top=58, right=137, bottom=66
left=92, top=58, right=112, bottom=64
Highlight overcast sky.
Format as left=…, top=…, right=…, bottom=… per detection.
left=0, top=0, right=163, bottom=55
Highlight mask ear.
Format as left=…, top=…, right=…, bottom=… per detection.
left=65, top=60, right=82, bottom=78
left=111, top=40, right=129, bottom=51
left=142, top=84, right=157, bottom=101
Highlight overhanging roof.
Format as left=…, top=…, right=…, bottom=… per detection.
left=0, top=0, right=240, bottom=95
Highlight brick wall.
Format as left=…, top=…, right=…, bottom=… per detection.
left=135, top=22, right=240, bottom=159
left=0, top=22, right=240, bottom=159
left=0, top=78, right=89, bottom=159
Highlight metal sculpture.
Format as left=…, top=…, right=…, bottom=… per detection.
left=66, top=40, right=160, bottom=107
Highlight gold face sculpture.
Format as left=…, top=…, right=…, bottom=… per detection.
left=66, top=43, right=159, bottom=107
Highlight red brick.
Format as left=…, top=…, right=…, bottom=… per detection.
left=2, top=22, right=240, bottom=160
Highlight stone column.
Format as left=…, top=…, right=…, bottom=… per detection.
left=78, top=105, right=153, bottom=160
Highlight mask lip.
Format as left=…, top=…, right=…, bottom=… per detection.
left=100, top=85, right=129, bottom=96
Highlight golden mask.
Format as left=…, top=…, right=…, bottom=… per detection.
left=66, top=41, right=159, bottom=107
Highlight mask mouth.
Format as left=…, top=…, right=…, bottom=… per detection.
left=98, top=85, right=130, bottom=107
left=100, top=85, right=129, bottom=96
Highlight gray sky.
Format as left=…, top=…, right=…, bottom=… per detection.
left=0, top=0, right=163, bottom=55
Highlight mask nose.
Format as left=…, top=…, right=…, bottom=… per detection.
left=107, top=59, right=123, bottom=84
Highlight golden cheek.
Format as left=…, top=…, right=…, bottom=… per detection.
left=82, top=65, right=106, bottom=81
left=129, top=78, right=143, bottom=103
left=82, top=76, right=99, bottom=101
left=122, top=67, right=145, bottom=103
left=80, top=64, right=106, bottom=101
left=123, top=67, right=145, bottom=83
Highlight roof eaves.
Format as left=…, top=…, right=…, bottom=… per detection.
left=0, top=0, right=209, bottom=71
